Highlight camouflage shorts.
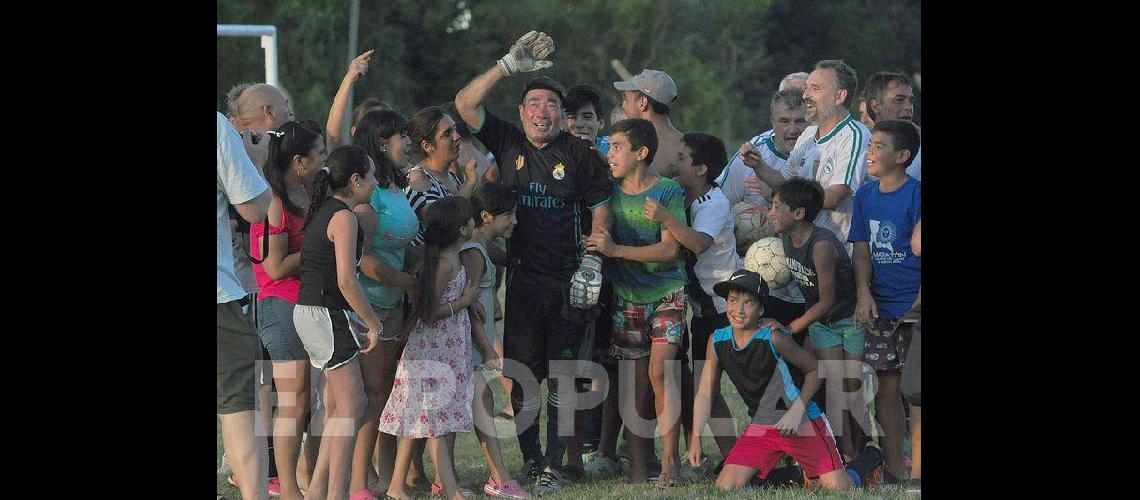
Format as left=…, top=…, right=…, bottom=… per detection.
left=862, top=316, right=912, bottom=372
left=608, top=287, right=687, bottom=360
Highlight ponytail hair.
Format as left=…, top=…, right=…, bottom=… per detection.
left=353, top=109, right=408, bottom=189
left=265, top=120, right=323, bottom=216
left=303, top=145, right=373, bottom=229
left=404, top=196, right=473, bottom=333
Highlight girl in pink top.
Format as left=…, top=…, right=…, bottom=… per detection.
left=249, top=119, right=327, bottom=499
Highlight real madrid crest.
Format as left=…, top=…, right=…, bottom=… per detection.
left=552, top=162, right=566, bottom=180
left=516, top=155, right=525, bottom=171
left=822, top=158, right=834, bottom=175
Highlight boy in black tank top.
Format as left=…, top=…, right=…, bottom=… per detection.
left=688, top=270, right=879, bottom=490
left=767, top=177, right=867, bottom=462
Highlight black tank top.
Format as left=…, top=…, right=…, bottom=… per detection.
left=297, top=197, right=364, bottom=310
left=781, top=226, right=856, bottom=324
left=711, top=326, right=814, bottom=424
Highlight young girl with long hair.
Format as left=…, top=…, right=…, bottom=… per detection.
left=379, top=196, right=482, bottom=500
left=460, top=184, right=530, bottom=498
left=347, top=109, right=422, bottom=499
left=292, top=145, right=383, bottom=500
left=250, top=119, right=326, bottom=499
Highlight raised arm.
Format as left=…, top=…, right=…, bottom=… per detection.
left=327, top=49, right=375, bottom=147
left=454, top=30, right=555, bottom=134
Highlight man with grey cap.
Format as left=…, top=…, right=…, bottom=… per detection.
left=614, top=69, right=685, bottom=179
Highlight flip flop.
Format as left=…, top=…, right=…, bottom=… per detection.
left=656, top=470, right=682, bottom=488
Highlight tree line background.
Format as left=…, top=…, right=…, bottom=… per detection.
left=217, top=0, right=920, bottom=147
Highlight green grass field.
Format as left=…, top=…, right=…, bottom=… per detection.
left=219, top=288, right=916, bottom=499
left=217, top=371, right=914, bottom=499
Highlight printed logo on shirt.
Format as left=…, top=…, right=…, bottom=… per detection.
left=552, top=162, right=566, bottom=180
left=785, top=257, right=816, bottom=289
left=822, top=157, right=834, bottom=176
left=869, top=219, right=907, bottom=264
left=516, top=155, right=525, bottom=171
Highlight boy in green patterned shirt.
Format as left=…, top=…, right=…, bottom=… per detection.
left=584, top=118, right=688, bottom=487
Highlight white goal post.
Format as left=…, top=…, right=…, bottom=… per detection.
left=217, top=24, right=279, bottom=88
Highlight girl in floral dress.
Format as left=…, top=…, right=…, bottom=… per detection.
left=379, top=196, right=487, bottom=500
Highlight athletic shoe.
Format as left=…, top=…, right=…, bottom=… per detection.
left=848, top=444, right=884, bottom=487
left=430, top=483, right=474, bottom=497
left=483, top=477, right=531, bottom=499
left=520, top=459, right=545, bottom=485
left=267, top=477, right=281, bottom=496
left=906, top=478, right=921, bottom=493
left=532, top=466, right=570, bottom=495
left=582, top=452, right=623, bottom=478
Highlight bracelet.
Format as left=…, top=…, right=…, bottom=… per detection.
left=448, top=302, right=455, bottom=316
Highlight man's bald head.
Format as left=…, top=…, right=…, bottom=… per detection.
left=229, top=83, right=291, bottom=133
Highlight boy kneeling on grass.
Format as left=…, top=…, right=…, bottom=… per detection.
left=688, top=269, right=880, bottom=490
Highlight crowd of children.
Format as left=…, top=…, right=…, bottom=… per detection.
left=216, top=30, right=921, bottom=500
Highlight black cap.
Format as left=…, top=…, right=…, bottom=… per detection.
left=522, top=76, right=565, bottom=105
left=713, top=269, right=769, bottom=301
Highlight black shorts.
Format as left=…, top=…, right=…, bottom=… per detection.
left=503, top=285, right=591, bottom=382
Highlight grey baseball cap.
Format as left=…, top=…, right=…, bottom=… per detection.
left=613, top=69, right=677, bottom=105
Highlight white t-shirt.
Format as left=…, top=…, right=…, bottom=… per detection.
left=786, top=113, right=870, bottom=256
left=716, top=130, right=785, bottom=207
left=716, top=130, right=804, bottom=304
left=217, top=112, right=269, bottom=304
left=688, top=187, right=744, bottom=313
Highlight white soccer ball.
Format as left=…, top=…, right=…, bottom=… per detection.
left=732, top=199, right=776, bottom=254
left=743, top=237, right=792, bottom=289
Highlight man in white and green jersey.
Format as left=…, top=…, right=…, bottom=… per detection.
left=749, top=59, right=871, bottom=256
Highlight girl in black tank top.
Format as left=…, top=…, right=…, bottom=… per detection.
left=293, top=145, right=385, bottom=499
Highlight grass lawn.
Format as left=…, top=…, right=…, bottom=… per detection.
left=217, top=372, right=913, bottom=499
left=219, top=288, right=916, bottom=498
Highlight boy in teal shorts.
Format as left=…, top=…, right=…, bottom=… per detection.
left=584, top=118, right=688, bottom=487
left=766, top=177, right=866, bottom=461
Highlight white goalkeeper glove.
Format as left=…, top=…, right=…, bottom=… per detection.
left=498, top=30, right=555, bottom=77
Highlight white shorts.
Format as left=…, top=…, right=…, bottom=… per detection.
left=293, top=305, right=365, bottom=370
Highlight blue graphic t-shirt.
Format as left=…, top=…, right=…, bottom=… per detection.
left=608, top=176, right=687, bottom=304
left=848, top=176, right=921, bottom=318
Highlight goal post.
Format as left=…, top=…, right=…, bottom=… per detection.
left=217, top=24, right=279, bottom=88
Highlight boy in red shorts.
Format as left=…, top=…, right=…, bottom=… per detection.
left=688, top=269, right=880, bottom=490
